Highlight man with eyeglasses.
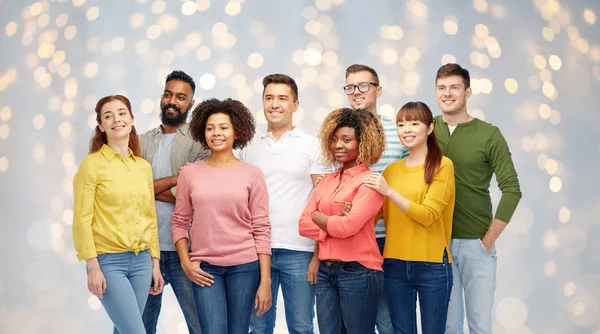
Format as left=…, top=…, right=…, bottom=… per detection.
left=343, top=64, right=408, bottom=334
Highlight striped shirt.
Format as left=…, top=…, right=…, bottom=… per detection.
left=370, top=115, right=408, bottom=237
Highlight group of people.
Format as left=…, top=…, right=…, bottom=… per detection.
left=72, top=62, right=522, bottom=334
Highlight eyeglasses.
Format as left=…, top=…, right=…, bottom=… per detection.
left=343, top=82, right=379, bottom=95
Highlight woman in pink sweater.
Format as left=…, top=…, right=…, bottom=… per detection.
left=299, top=108, right=386, bottom=333
left=171, top=98, right=271, bottom=334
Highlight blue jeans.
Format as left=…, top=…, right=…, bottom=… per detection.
left=383, top=251, right=452, bottom=334
left=375, top=237, right=393, bottom=334
left=142, top=251, right=201, bottom=334
left=192, top=260, right=260, bottom=334
left=249, top=249, right=316, bottom=334
left=94, top=250, right=152, bottom=334
left=316, top=261, right=383, bottom=334
left=446, top=239, right=497, bottom=334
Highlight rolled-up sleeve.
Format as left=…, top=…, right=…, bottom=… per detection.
left=72, top=158, right=98, bottom=261
left=249, top=171, right=271, bottom=255
left=327, top=185, right=384, bottom=239
left=171, top=168, right=193, bottom=245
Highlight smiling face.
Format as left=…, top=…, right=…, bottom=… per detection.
left=263, top=83, right=298, bottom=132
left=436, top=75, right=471, bottom=115
left=160, top=79, right=195, bottom=126
left=330, top=126, right=359, bottom=169
left=98, top=99, right=134, bottom=141
left=205, top=113, right=236, bottom=153
left=345, top=70, right=381, bottom=115
left=397, top=118, right=433, bottom=151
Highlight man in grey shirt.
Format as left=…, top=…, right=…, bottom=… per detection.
left=139, top=70, right=208, bottom=334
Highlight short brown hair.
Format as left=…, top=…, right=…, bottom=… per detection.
left=319, top=108, right=385, bottom=166
left=345, top=64, right=380, bottom=85
left=436, top=63, right=470, bottom=88
left=189, top=98, right=256, bottom=150
left=262, top=74, right=298, bottom=101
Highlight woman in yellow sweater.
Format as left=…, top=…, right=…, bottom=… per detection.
left=362, top=101, right=455, bottom=334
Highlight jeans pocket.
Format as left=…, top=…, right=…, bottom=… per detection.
left=340, top=262, right=368, bottom=274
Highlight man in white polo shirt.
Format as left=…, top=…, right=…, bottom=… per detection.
left=242, top=74, right=331, bottom=334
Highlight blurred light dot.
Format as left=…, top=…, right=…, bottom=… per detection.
left=196, top=46, right=211, bottom=61
left=302, top=67, right=318, bottom=83
left=62, top=100, right=75, bottom=116
left=181, top=1, right=197, bottom=15
left=564, top=281, right=577, bottom=296
left=504, top=78, right=518, bottom=94
left=147, top=25, right=162, bottom=39
left=315, top=0, right=332, bottom=11
left=84, top=62, right=99, bottom=77
left=292, top=50, right=305, bottom=65
left=247, top=53, right=264, bottom=69
left=199, top=74, right=216, bottom=90
left=559, top=207, right=571, bottom=223
left=548, top=55, right=562, bottom=70
left=304, top=49, right=322, bottom=66
left=58, top=63, right=71, bottom=78
left=480, top=78, right=493, bottom=94
left=88, top=114, right=97, bottom=129
left=474, top=0, right=488, bottom=13
left=305, top=20, right=322, bottom=35
left=545, top=159, right=558, bottom=175
left=86, top=6, right=100, bottom=20
left=49, top=96, right=61, bottom=112
left=130, top=13, right=145, bottom=29
left=0, top=107, right=11, bottom=121
left=88, top=295, right=102, bottom=310
left=212, top=22, right=228, bottom=37
left=0, top=157, right=8, bottom=172
left=111, top=37, right=125, bottom=52
left=58, top=122, right=72, bottom=137
left=521, top=136, right=535, bottom=152
left=496, top=297, right=528, bottom=329
left=326, top=91, right=345, bottom=108
left=62, top=152, right=75, bottom=169
left=583, top=9, right=596, bottom=25
left=225, top=1, right=241, bottom=16
left=400, top=57, right=415, bottom=70
left=64, top=78, right=78, bottom=99
left=5, top=22, right=17, bottom=37
left=538, top=104, right=551, bottom=119
left=135, top=40, right=150, bottom=55
left=322, top=51, right=338, bottom=67
left=388, top=25, right=404, bottom=40
left=533, top=55, right=546, bottom=69
left=549, top=176, right=562, bottom=192
left=33, top=143, right=46, bottom=162
left=405, top=47, right=420, bottom=62
left=38, top=43, right=56, bottom=59
left=549, top=109, right=561, bottom=125
left=196, top=0, right=211, bottom=11
left=539, top=69, right=552, bottom=82
left=471, top=109, right=486, bottom=121
left=577, top=39, right=590, bottom=53
left=379, top=104, right=395, bottom=120
left=185, top=32, right=202, bottom=48
left=471, top=78, right=481, bottom=95
left=544, top=261, right=556, bottom=276
left=33, top=114, right=46, bottom=129
left=542, top=82, right=557, bottom=99
left=473, top=24, right=488, bottom=39
left=64, top=25, right=77, bottom=40
left=140, top=99, right=155, bottom=114
left=381, top=49, right=398, bottom=65
left=542, top=27, right=555, bottom=41
left=0, top=124, right=8, bottom=139
left=543, top=229, right=559, bottom=250
left=26, top=54, right=39, bottom=69
left=230, top=74, right=246, bottom=89
left=216, top=62, right=233, bottom=78
left=62, top=209, right=73, bottom=225
left=85, top=37, right=100, bottom=53
left=218, top=34, right=236, bottom=48
left=537, top=153, right=549, bottom=169
left=151, top=0, right=166, bottom=14
left=443, top=17, right=458, bottom=35
left=404, top=71, right=420, bottom=87
left=56, top=14, right=69, bottom=28
left=408, top=1, right=428, bottom=19
left=36, top=13, right=48, bottom=28
left=441, top=54, right=456, bottom=64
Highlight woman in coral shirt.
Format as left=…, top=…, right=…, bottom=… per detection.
left=299, top=108, right=386, bottom=334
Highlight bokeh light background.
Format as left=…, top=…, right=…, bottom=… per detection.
left=1, top=0, right=599, bottom=333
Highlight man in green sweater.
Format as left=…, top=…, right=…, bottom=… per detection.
left=433, top=63, right=522, bottom=334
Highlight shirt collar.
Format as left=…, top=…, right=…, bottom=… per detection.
left=258, top=124, right=301, bottom=139
left=334, top=163, right=369, bottom=177
left=100, top=143, right=137, bottom=162
left=155, top=123, right=189, bottom=136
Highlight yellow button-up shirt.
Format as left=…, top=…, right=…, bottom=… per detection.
left=72, top=144, right=160, bottom=260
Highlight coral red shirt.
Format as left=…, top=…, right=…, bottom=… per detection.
left=299, top=164, right=384, bottom=271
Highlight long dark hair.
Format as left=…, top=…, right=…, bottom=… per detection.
left=89, top=95, right=140, bottom=156
left=396, top=101, right=443, bottom=184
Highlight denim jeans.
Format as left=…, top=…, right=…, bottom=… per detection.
left=249, top=249, right=316, bottom=334
left=446, top=239, right=497, bottom=334
left=192, top=260, right=260, bottom=334
left=375, top=237, right=393, bottom=334
left=94, top=250, right=152, bottom=334
left=316, top=261, right=383, bottom=334
left=142, top=251, right=201, bottom=334
left=383, top=251, right=453, bottom=334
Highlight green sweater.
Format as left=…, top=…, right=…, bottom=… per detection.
left=433, top=116, right=522, bottom=239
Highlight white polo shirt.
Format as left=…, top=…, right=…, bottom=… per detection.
left=239, top=125, right=332, bottom=252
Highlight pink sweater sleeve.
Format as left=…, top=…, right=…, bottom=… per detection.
left=171, top=168, right=193, bottom=245
left=249, top=170, right=271, bottom=255
left=327, top=185, right=384, bottom=238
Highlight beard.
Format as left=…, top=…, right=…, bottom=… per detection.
left=160, top=103, right=189, bottom=126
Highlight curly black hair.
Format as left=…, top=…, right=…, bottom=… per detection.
left=189, top=98, right=256, bottom=150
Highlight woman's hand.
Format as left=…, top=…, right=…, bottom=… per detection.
left=362, top=173, right=392, bottom=196
left=182, top=261, right=215, bottom=287
left=149, top=258, right=165, bottom=295
left=254, top=282, right=272, bottom=316
left=307, top=255, right=320, bottom=285
left=86, top=259, right=106, bottom=299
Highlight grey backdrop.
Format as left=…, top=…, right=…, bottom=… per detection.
left=1, top=0, right=599, bottom=333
